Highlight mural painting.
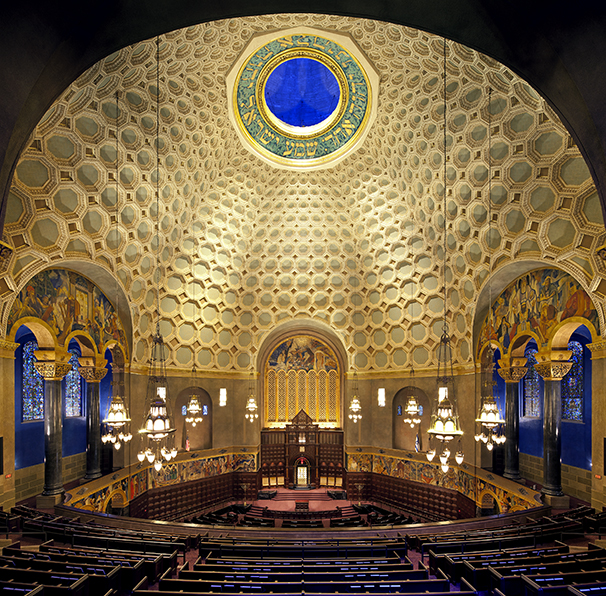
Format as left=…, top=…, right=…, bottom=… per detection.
left=267, top=336, right=338, bottom=372
left=478, top=268, right=599, bottom=355
left=347, top=453, right=372, bottom=472
left=345, top=450, right=539, bottom=511
left=8, top=268, right=127, bottom=354
left=67, top=451, right=258, bottom=512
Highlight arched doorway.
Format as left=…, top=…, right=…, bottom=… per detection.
left=294, top=456, right=311, bottom=488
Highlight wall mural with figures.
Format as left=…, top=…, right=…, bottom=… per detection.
left=346, top=449, right=541, bottom=512
left=477, top=267, right=599, bottom=355
left=65, top=450, right=257, bottom=512
left=7, top=268, right=128, bottom=354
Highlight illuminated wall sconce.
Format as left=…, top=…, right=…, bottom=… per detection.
left=378, top=387, right=386, bottom=407
left=219, top=388, right=227, bottom=407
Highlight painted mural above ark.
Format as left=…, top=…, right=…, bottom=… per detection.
left=477, top=268, right=599, bottom=355
left=7, top=268, right=128, bottom=355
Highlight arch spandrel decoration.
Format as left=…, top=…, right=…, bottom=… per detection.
left=477, top=268, right=600, bottom=357
left=265, top=335, right=340, bottom=428
left=7, top=268, right=128, bottom=357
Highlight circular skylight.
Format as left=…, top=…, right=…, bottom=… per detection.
left=264, top=58, right=341, bottom=132
left=227, top=27, right=378, bottom=169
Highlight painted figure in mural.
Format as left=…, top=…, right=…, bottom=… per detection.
left=479, top=269, right=599, bottom=359
left=268, top=336, right=338, bottom=372
left=9, top=269, right=128, bottom=355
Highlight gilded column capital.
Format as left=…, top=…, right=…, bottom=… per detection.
left=588, top=340, right=606, bottom=359
left=34, top=361, right=72, bottom=380
left=498, top=366, right=528, bottom=383
left=78, top=366, right=108, bottom=383
left=534, top=361, right=573, bottom=381
left=0, top=338, right=19, bottom=358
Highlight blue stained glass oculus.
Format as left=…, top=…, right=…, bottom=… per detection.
left=22, top=340, right=44, bottom=421
left=264, top=58, right=340, bottom=128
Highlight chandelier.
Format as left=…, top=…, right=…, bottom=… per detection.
left=101, top=92, right=132, bottom=451
left=185, top=365, right=203, bottom=427
left=475, top=397, right=506, bottom=448
left=474, top=88, right=506, bottom=452
left=136, top=37, right=176, bottom=472
left=475, top=347, right=506, bottom=450
left=101, top=384, right=132, bottom=449
left=403, top=365, right=422, bottom=428
left=349, top=371, right=362, bottom=423
left=137, top=329, right=177, bottom=470
left=426, top=40, right=463, bottom=474
left=245, top=370, right=258, bottom=422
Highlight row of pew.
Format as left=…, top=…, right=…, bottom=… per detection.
left=404, top=506, right=606, bottom=596
left=134, top=550, right=475, bottom=595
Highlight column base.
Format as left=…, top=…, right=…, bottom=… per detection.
left=542, top=493, right=570, bottom=508
left=503, top=471, right=522, bottom=481
left=36, top=493, right=64, bottom=508
left=83, top=472, right=102, bottom=482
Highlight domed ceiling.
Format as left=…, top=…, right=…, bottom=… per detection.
left=2, top=14, right=604, bottom=373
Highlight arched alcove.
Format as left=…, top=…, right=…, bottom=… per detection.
left=392, top=386, right=430, bottom=451
left=257, top=320, right=348, bottom=428
left=174, top=386, right=212, bottom=451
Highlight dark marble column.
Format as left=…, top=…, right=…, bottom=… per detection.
left=498, top=359, right=527, bottom=481
left=79, top=363, right=107, bottom=480
left=535, top=357, right=572, bottom=497
left=34, top=359, right=71, bottom=497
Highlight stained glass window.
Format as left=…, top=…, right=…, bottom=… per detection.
left=22, top=340, right=44, bottom=421
left=562, top=340, right=583, bottom=421
left=64, top=349, right=82, bottom=417
left=397, top=405, right=402, bottom=416
left=523, top=347, right=540, bottom=417
left=202, top=404, right=208, bottom=416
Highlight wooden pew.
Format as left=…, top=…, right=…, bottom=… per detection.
left=159, top=577, right=451, bottom=594
left=0, top=567, right=89, bottom=596
left=203, top=554, right=403, bottom=567
left=192, top=557, right=413, bottom=573
left=70, top=534, right=179, bottom=572
left=492, top=563, right=606, bottom=596
left=442, top=543, right=569, bottom=582
left=0, top=582, right=43, bottom=596
left=200, top=543, right=405, bottom=559
left=177, top=568, right=427, bottom=584
left=38, top=541, right=164, bottom=581
left=427, top=535, right=538, bottom=574
left=0, top=556, right=119, bottom=596
left=3, top=544, right=145, bottom=592
left=522, top=571, right=606, bottom=596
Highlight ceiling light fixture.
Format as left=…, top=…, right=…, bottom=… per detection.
left=475, top=87, right=506, bottom=451
left=102, top=90, right=131, bottom=451
left=245, top=368, right=259, bottom=422
left=427, top=39, right=464, bottom=472
left=137, top=37, right=176, bottom=468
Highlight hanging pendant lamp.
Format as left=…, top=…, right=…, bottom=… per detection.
left=102, top=91, right=132, bottom=451
left=474, top=88, right=506, bottom=452
left=349, top=371, right=362, bottom=423
left=426, top=39, right=464, bottom=472
left=403, top=364, right=422, bottom=428
left=137, top=37, right=176, bottom=468
left=245, top=369, right=259, bottom=422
